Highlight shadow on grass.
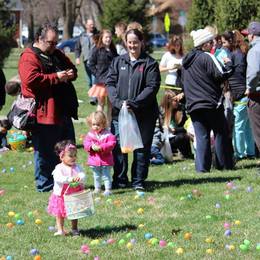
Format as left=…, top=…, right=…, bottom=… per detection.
left=80, top=224, right=137, bottom=238
left=235, top=162, right=259, bottom=170
left=145, top=176, right=242, bottom=192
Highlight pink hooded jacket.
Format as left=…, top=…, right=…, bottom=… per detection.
left=83, top=129, right=116, bottom=166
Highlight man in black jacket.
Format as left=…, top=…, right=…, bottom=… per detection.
left=182, top=28, right=233, bottom=172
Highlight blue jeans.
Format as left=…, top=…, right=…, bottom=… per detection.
left=150, top=146, right=165, bottom=165
left=32, top=118, right=75, bottom=192
left=84, top=60, right=95, bottom=88
left=91, top=166, right=112, bottom=190
left=191, top=108, right=233, bottom=172
left=111, top=119, right=151, bottom=188
left=233, top=98, right=255, bottom=158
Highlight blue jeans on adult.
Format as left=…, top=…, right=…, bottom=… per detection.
left=233, top=97, right=255, bottom=159
left=190, top=108, right=233, bottom=172
left=111, top=119, right=151, bottom=188
left=91, top=166, right=112, bottom=191
left=32, top=118, right=75, bottom=192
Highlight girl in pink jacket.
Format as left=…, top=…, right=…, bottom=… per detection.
left=84, top=111, right=116, bottom=195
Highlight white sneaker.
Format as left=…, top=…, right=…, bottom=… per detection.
left=103, top=190, right=112, bottom=196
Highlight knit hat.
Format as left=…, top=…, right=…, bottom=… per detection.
left=246, top=21, right=260, bottom=36
left=190, top=29, right=215, bottom=47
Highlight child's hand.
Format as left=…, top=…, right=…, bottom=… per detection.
left=72, top=177, right=80, bottom=182
left=92, top=144, right=101, bottom=152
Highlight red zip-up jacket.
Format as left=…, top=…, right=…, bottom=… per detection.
left=18, top=47, right=77, bottom=124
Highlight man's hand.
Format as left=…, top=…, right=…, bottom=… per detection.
left=92, top=144, right=101, bottom=152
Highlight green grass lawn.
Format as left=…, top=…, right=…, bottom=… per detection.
left=1, top=49, right=260, bottom=259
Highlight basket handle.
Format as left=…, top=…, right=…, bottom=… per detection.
left=64, top=182, right=79, bottom=195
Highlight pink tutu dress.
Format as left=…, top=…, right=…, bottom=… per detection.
left=48, top=183, right=83, bottom=218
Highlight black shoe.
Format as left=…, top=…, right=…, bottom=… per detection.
left=89, top=97, right=98, bottom=105
left=133, top=186, right=144, bottom=191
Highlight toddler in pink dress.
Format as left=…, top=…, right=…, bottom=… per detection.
left=47, top=140, right=86, bottom=236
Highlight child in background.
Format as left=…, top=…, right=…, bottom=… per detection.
left=47, top=140, right=86, bottom=236
left=84, top=111, right=116, bottom=196
left=0, top=119, right=11, bottom=150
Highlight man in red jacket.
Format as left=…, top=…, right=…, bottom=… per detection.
left=19, top=23, right=79, bottom=192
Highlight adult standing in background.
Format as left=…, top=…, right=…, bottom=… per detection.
left=106, top=29, right=160, bottom=190
left=114, top=22, right=127, bottom=55
left=182, top=28, right=234, bottom=172
left=19, top=23, right=78, bottom=192
left=245, top=21, right=260, bottom=151
left=75, top=19, right=98, bottom=105
left=0, top=68, right=6, bottom=111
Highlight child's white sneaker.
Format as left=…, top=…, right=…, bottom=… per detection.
left=103, top=190, right=112, bottom=196
left=54, top=231, right=66, bottom=236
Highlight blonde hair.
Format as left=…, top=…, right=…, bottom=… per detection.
left=86, top=111, right=107, bottom=129
left=127, top=22, right=143, bottom=33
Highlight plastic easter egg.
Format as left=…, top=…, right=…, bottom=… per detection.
left=159, top=240, right=167, bottom=247
left=94, top=256, right=100, bottom=260
left=234, top=220, right=241, bottom=225
left=137, top=208, right=144, bottom=214
left=180, top=196, right=185, bottom=201
left=10, top=167, right=14, bottom=173
left=205, top=237, right=214, bottom=243
left=106, top=198, right=112, bottom=204
left=2, top=168, right=6, bottom=173
left=246, top=186, right=253, bottom=192
left=81, top=244, right=90, bottom=254
left=136, top=191, right=145, bottom=197
left=256, top=243, right=260, bottom=250
left=184, top=232, right=192, bottom=240
left=126, top=232, right=132, bottom=238
left=48, top=226, right=55, bottom=231
left=6, top=256, right=12, bottom=260
left=138, top=224, right=145, bottom=229
left=30, top=249, right=39, bottom=256
left=187, top=194, right=193, bottom=200
left=226, top=182, right=233, bottom=189
left=167, top=242, right=176, bottom=248
left=206, top=248, right=214, bottom=254
left=134, top=195, right=139, bottom=200
left=6, top=223, right=14, bottom=228
left=244, top=239, right=250, bottom=246
left=130, top=239, right=137, bottom=244
left=239, top=244, right=248, bottom=251
left=16, top=219, right=24, bottom=225
left=224, top=230, right=231, bottom=236
left=90, top=239, right=100, bottom=246
left=34, top=256, right=41, bottom=260
left=224, top=222, right=230, bottom=229
left=107, top=238, right=116, bottom=244
left=144, top=233, right=153, bottom=239
left=14, top=213, right=21, bottom=220
left=215, top=203, right=221, bottom=208
left=27, top=211, right=34, bottom=218
left=126, top=242, right=133, bottom=250
left=176, top=247, right=184, bottom=255
left=8, top=211, right=15, bottom=217
left=151, top=238, right=159, bottom=246
left=229, top=245, right=235, bottom=250
left=118, top=239, right=125, bottom=246
left=205, top=215, right=212, bottom=219
left=35, top=219, right=42, bottom=225
left=225, top=194, right=230, bottom=200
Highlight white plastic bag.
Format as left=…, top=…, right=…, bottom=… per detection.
left=160, top=126, right=173, bottom=162
left=118, top=102, right=143, bottom=153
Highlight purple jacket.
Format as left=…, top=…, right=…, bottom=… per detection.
left=83, top=129, right=116, bottom=166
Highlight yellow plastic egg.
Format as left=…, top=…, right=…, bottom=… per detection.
left=176, top=247, right=184, bottom=255
left=234, top=220, right=241, bottom=225
left=35, top=219, right=42, bottom=225
left=8, top=211, right=15, bottom=217
left=138, top=224, right=145, bottom=229
left=184, top=232, right=192, bottom=240
left=206, top=248, right=214, bottom=254
left=137, top=208, right=144, bottom=214
left=126, top=242, right=133, bottom=249
left=6, top=222, right=14, bottom=228
left=205, top=237, right=214, bottom=243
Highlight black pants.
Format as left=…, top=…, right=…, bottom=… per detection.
left=111, top=119, right=152, bottom=188
left=169, top=133, right=192, bottom=158
left=190, top=108, right=233, bottom=172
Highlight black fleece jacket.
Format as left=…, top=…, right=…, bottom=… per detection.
left=106, top=52, right=161, bottom=144
left=182, top=49, right=233, bottom=113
